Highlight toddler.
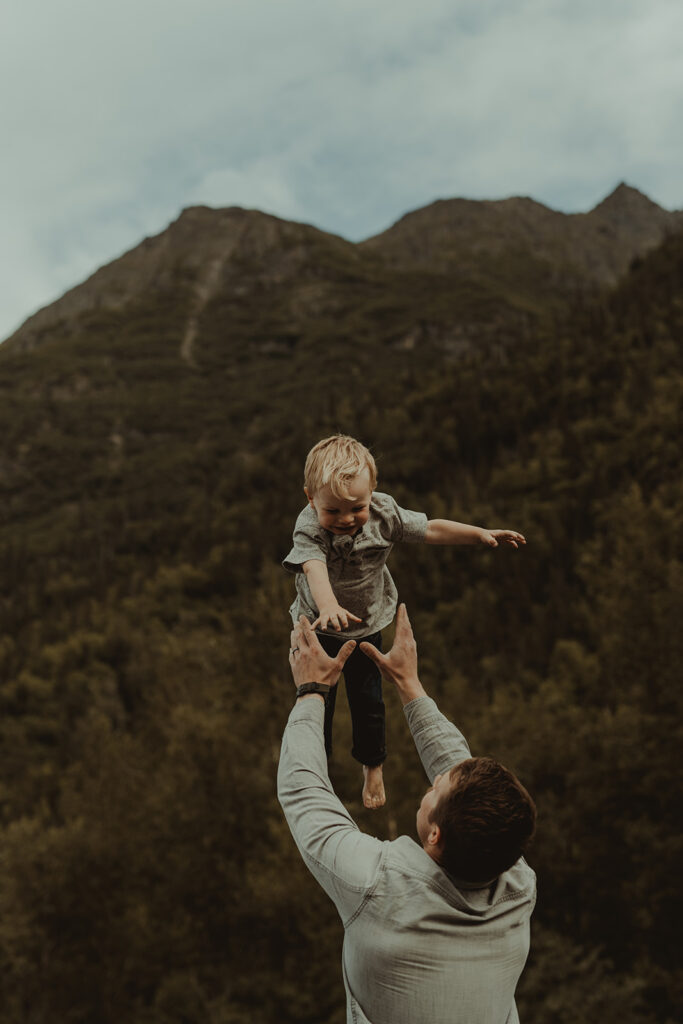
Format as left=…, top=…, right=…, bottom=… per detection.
left=282, top=434, right=525, bottom=809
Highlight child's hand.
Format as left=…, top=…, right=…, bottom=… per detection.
left=480, top=529, right=526, bottom=549
left=311, top=603, right=363, bottom=632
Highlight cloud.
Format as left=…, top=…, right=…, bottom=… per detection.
left=2, top=0, right=683, bottom=340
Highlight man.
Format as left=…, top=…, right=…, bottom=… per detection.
left=278, top=605, right=537, bottom=1024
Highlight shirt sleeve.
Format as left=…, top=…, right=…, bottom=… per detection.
left=277, top=699, right=385, bottom=923
left=376, top=493, right=428, bottom=544
left=282, top=515, right=329, bottom=573
left=403, top=696, right=472, bottom=782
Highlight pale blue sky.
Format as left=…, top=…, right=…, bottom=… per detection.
left=3, top=0, right=683, bottom=341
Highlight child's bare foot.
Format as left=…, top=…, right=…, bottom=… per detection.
left=362, top=765, right=386, bottom=809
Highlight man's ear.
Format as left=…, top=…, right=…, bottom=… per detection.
left=426, top=821, right=442, bottom=849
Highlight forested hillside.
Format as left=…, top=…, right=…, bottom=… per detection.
left=0, top=192, right=681, bottom=1023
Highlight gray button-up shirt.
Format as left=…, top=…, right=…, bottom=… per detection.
left=277, top=695, right=536, bottom=1024
left=283, top=491, right=428, bottom=638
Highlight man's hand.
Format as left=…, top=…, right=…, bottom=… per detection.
left=359, top=604, right=426, bottom=706
left=479, top=529, right=526, bottom=549
left=289, top=616, right=356, bottom=693
left=311, top=603, right=363, bottom=632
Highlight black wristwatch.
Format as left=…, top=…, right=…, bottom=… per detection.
left=295, top=682, right=331, bottom=700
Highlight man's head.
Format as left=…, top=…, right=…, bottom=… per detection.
left=417, top=758, right=536, bottom=883
left=304, top=435, right=377, bottom=535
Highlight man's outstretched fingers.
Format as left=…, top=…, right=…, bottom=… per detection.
left=395, top=603, right=415, bottom=640
left=335, top=639, right=356, bottom=671
left=395, top=603, right=408, bottom=631
left=297, top=615, right=316, bottom=647
left=358, top=641, right=386, bottom=668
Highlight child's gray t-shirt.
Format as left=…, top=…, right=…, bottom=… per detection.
left=282, top=491, right=427, bottom=638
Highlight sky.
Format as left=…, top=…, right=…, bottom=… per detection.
left=2, top=0, right=683, bottom=342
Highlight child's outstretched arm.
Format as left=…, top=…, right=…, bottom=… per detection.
left=303, top=560, right=363, bottom=632
left=425, top=520, right=526, bottom=548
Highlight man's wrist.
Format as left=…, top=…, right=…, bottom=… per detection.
left=295, top=682, right=331, bottom=700
left=395, top=678, right=427, bottom=706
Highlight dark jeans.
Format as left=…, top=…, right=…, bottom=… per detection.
left=317, top=630, right=386, bottom=767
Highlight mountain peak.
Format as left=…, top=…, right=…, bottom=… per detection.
left=591, top=182, right=666, bottom=217
left=4, top=205, right=353, bottom=351
left=584, top=183, right=681, bottom=248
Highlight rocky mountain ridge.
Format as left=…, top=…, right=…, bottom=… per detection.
left=5, top=184, right=682, bottom=353
left=362, top=183, right=683, bottom=284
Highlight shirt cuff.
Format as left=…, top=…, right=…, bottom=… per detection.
left=282, top=553, right=327, bottom=574
left=402, top=694, right=435, bottom=719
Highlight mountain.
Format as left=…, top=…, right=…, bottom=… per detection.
left=0, top=187, right=682, bottom=1024
left=361, top=183, right=683, bottom=287
left=4, top=207, right=361, bottom=354
left=5, top=184, right=682, bottom=356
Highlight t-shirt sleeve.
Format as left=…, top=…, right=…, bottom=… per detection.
left=282, top=515, right=329, bottom=574
left=378, top=493, right=428, bottom=543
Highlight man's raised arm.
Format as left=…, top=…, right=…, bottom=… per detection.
left=359, top=605, right=471, bottom=782
left=277, top=619, right=384, bottom=919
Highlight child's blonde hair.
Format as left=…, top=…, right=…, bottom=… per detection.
left=304, top=435, right=377, bottom=499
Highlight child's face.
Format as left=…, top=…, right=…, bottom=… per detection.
left=306, top=469, right=372, bottom=535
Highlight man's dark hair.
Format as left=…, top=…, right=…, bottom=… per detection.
left=431, top=757, right=536, bottom=883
